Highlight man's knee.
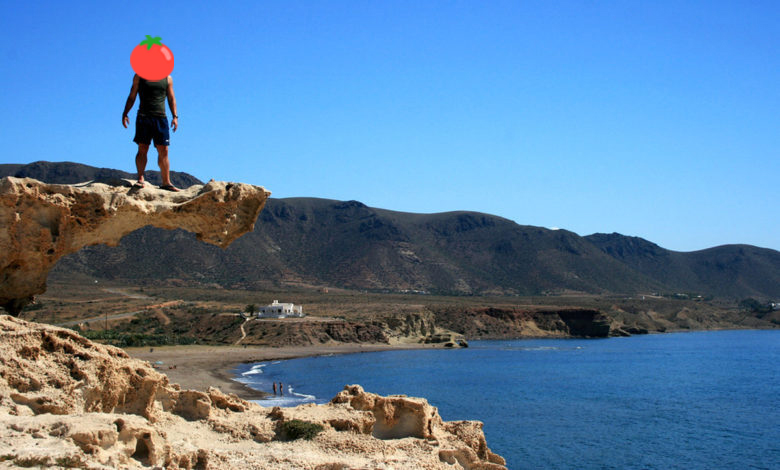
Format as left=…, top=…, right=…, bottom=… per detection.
left=156, top=145, right=169, bottom=158
left=137, top=144, right=150, bottom=156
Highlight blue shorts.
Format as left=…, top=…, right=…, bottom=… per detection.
left=133, top=115, right=170, bottom=146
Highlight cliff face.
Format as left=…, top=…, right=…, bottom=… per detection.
left=0, top=177, right=270, bottom=314
left=230, top=312, right=440, bottom=347
left=432, top=306, right=613, bottom=339
left=0, top=316, right=506, bottom=469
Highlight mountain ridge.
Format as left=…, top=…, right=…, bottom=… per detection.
left=2, top=162, right=778, bottom=299
left=2, top=160, right=202, bottom=187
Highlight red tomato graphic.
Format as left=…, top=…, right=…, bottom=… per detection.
left=130, top=35, right=174, bottom=81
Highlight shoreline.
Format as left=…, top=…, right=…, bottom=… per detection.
left=126, top=342, right=445, bottom=401
left=125, top=328, right=778, bottom=401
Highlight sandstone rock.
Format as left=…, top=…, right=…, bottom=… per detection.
left=0, top=176, right=270, bottom=314
left=0, top=316, right=506, bottom=469
left=423, top=331, right=468, bottom=347
left=331, top=384, right=439, bottom=439
left=330, top=385, right=506, bottom=468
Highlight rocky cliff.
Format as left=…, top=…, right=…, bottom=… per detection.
left=0, top=177, right=270, bottom=315
left=237, top=311, right=440, bottom=346
left=0, top=316, right=505, bottom=469
left=432, top=306, right=613, bottom=339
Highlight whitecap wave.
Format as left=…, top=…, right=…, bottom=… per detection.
left=241, top=364, right=266, bottom=376
left=287, top=385, right=316, bottom=402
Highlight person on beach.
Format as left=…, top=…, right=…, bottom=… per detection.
left=272, top=382, right=277, bottom=395
left=122, top=73, right=180, bottom=191
left=279, top=382, right=284, bottom=395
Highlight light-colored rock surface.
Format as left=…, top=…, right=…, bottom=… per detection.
left=0, top=177, right=270, bottom=314
left=0, top=315, right=506, bottom=469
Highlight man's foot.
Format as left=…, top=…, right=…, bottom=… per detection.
left=159, top=184, right=180, bottom=192
left=132, top=180, right=145, bottom=188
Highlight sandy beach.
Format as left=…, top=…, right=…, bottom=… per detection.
left=126, top=343, right=444, bottom=401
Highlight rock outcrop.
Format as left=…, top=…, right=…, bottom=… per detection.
left=432, top=306, right=615, bottom=339
left=0, top=315, right=506, bottom=469
left=330, top=385, right=504, bottom=469
left=0, top=177, right=270, bottom=315
left=235, top=311, right=443, bottom=346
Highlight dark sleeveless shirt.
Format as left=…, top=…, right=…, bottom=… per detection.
left=138, top=77, right=168, bottom=117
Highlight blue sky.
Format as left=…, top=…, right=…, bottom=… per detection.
left=2, top=1, right=778, bottom=252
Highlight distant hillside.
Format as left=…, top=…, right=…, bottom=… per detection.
left=251, top=198, right=664, bottom=295
left=49, top=198, right=663, bottom=296
left=0, top=161, right=202, bottom=188
left=586, top=233, right=780, bottom=299
left=0, top=164, right=24, bottom=175
left=3, top=162, right=779, bottom=299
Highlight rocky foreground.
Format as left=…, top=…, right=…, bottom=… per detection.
left=0, top=315, right=505, bottom=469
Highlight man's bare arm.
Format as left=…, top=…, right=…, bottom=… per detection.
left=122, top=75, right=140, bottom=128
left=167, top=75, right=178, bottom=132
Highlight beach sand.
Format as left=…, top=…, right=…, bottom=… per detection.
left=126, top=343, right=443, bottom=401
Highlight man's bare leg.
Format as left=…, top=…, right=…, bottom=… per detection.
left=156, top=144, right=179, bottom=191
left=135, top=143, right=150, bottom=186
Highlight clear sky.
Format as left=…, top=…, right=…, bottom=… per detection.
left=2, top=1, right=778, bottom=252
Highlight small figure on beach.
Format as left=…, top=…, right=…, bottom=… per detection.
left=279, top=382, right=284, bottom=396
left=272, top=382, right=277, bottom=395
left=122, top=72, right=180, bottom=191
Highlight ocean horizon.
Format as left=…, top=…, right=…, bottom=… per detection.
left=234, top=330, right=779, bottom=469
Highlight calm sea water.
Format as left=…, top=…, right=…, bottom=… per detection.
left=234, top=330, right=780, bottom=469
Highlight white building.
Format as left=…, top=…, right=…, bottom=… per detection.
left=257, top=300, right=304, bottom=318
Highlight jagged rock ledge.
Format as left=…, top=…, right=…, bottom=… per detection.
left=0, top=315, right=506, bottom=469
left=0, top=176, right=271, bottom=315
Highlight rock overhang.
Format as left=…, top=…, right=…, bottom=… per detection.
left=0, top=177, right=271, bottom=315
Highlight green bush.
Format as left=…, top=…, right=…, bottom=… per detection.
left=81, top=330, right=197, bottom=347
left=280, top=419, right=324, bottom=441
left=22, top=302, right=44, bottom=312
left=739, top=298, right=772, bottom=314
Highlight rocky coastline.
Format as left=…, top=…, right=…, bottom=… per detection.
left=0, top=177, right=505, bottom=469
left=0, top=315, right=505, bottom=469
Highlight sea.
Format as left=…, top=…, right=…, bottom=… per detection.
left=233, top=330, right=780, bottom=470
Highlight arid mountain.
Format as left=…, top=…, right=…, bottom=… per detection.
left=45, top=198, right=664, bottom=296
left=586, top=233, right=780, bottom=299
left=248, top=198, right=662, bottom=295
left=3, top=162, right=778, bottom=299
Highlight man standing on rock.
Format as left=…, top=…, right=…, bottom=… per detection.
left=122, top=74, right=180, bottom=191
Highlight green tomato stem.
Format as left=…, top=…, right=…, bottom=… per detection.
left=139, top=35, right=163, bottom=50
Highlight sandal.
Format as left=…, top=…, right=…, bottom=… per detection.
left=159, top=184, right=180, bottom=192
